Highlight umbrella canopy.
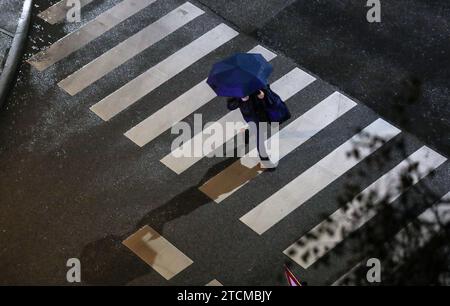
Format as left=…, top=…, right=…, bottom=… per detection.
left=207, top=53, right=273, bottom=98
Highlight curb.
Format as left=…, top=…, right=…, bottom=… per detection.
left=0, top=0, right=33, bottom=108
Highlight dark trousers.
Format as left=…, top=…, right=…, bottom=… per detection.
left=245, top=121, right=271, bottom=160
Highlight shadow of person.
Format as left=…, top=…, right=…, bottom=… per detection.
left=79, top=158, right=237, bottom=285
left=80, top=235, right=149, bottom=286
left=135, top=158, right=237, bottom=233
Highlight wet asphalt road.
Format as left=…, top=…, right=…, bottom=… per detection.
left=252, top=0, right=450, bottom=157
left=202, top=0, right=450, bottom=156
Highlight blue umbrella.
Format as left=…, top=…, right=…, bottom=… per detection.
left=207, top=53, right=273, bottom=98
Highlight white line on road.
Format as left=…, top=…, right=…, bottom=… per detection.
left=123, top=225, right=193, bottom=280
left=58, top=2, right=205, bottom=95
left=160, top=68, right=316, bottom=174
left=161, top=109, right=247, bottom=175
left=90, top=23, right=239, bottom=121
left=28, top=0, right=158, bottom=71
left=206, top=279, right=223, bottom=286
left=124, top=45, right=277, bottom=147
left=284, top=146, right=447, bottom=269
left=333, top=191, right=450, bottom=285
left=199, top=92, right=357, bottom=203
left=240, top=119, right=402, bottom=235
left=389, top=190, right=450, bottom=263
left=332, top=262, right=363, bottom=286
left=38, top=0, right=95, bottom=25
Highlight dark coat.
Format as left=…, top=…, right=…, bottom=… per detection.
left=227, top=90, right=270, bottom=124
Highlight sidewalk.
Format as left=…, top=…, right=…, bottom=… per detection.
left=0, top=0, right=31, bottom=106
left=0, top=0, right=24, bottom=72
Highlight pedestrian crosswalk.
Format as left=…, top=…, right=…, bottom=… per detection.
left=241, top=119, right=402, bottom=235
left=199, top=92, right=357, bottom=203
left=30, top=0, right=158, bottom=71
left=124, top=45, right=277, bottom=148
left=123, top=225, right=193, bottom=280
left=332, top=191, right=450, bottom=285
left=394, top=191, right=450, bottom=250
left=387, top=191, right=450, bottom=267
left=206, top=279, right=223, bottom=286
left=332, top=262, right=363, bottom=286
left=161, top=67, right=316, bottom=174
left=90, top=23, right=239, bottom=121
left=30, top=0, right=449, bottom=285
left=38, top=0, right=95, bottom=25
left=283, top=146, right=446, bottom=269
left=58, top=2, right=205, bottom=96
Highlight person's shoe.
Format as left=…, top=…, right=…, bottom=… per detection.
left=260, top=158, right=278, bottom=171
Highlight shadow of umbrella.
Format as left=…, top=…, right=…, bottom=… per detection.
left=80, top=158, right=237, bottom=285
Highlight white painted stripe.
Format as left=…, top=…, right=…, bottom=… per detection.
left=416, top=191, right=450, bottom=224
left=58, top=2, right=205, bottom=96
left=38, top=0, right=95, bottom=25
left=161, top=68, right=316, bottom=174
left=199, top=92, right=357, bottom=203
left=28, top=0, right=158, bottom=71
left=124, top=45, right=277, bottom=147
left=90, top=24, right=239, bottom=121
left=122, top=225, right=193, bottom=280
left=333, top=191, right=450, bottom=285
left=0, top=28, right=13, bottom=37
left=416, top=191, right=450, bottom=225
left=206, top=279, right=223, bottom=286
left=332, top=262, right=363, bottom=286
left=162, top=110, right=247, bottom=174
left=390, top=191, right=450, bottom=263
left=284, top=146, right=447, bottom=269
left=240, top=119, right=402, bottom=235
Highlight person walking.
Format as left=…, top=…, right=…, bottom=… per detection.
left=207, top=52, right=291, bottom=169
left=226, top=89, right=275, bottom=169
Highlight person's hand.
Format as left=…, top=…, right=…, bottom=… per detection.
left=241, top=96, right=250, bottom=102
left=257, top=90, right=265, bottom=99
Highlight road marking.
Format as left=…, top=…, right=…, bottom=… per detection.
left=389, top=191, right=450, bottom=263
left=240, top=119, right=402, bottom=235
left=124, top=45, right=277, bottom=147
left=284, top=146, right=447, bottom=269
left=38, top=0, right=95, bottom=25
left=161, top=110, right=247, bottom=174
left=90, top=23, right=239, bottom=121
left=161, top=68, right=316, bottom=174
left=332, top=262, right=363, bottom=286
left=199, top=92, right=357, bottom=203
left=206, top=279, right=223, bottom=286
left=333, top=191, right=450, bottom=285
left=28, top=0, right=158, bottom=71
left=58, top=2, right=205, bottom=96
left=123, top=225, right=193, bottom=280
left=0, top=28, right=14, bottom=37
